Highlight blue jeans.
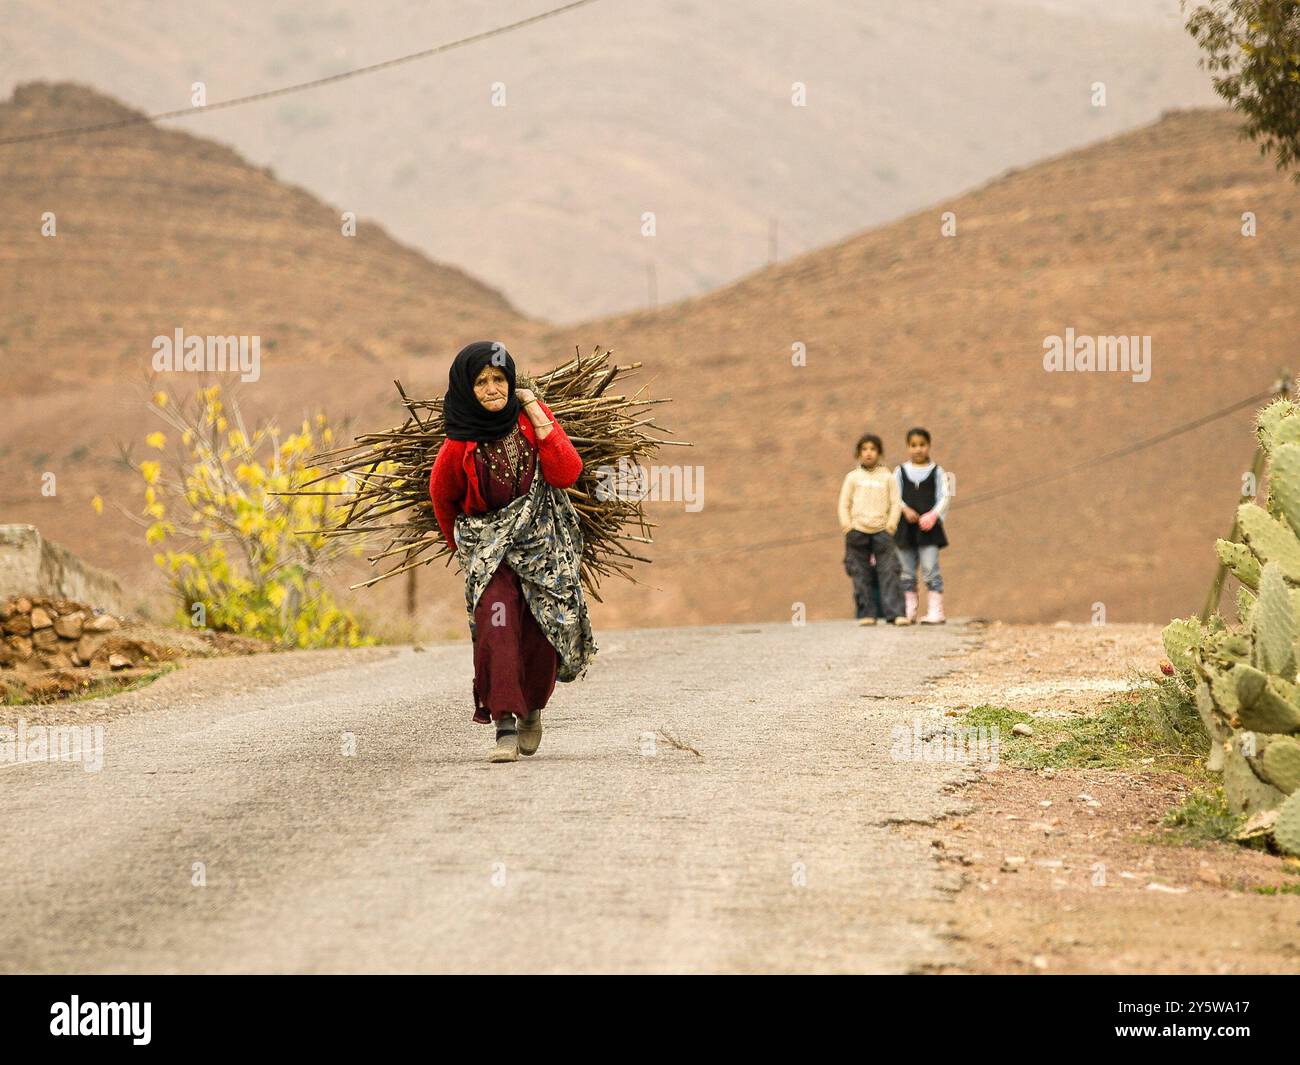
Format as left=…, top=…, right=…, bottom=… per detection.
left=897, top=544, right=943, bottom=593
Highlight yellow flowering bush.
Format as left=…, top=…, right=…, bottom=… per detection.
left=137, top=385, right=373, bottom=648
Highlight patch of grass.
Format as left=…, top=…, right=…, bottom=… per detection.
left=961, top=704, right=1039, bottom=760
left=1160, top=787, right=1243, bottom=845
left=962, top=674, right=1207, bottom=773
left=1253, top=883, right=1300, bottom=895
left=1, top=665, right=179, bottom=707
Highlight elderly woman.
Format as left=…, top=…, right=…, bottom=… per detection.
left=429, top=341, right=597, bottom=763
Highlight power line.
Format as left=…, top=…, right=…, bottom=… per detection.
left=951, top=387, right=1274, bottom=510
left=658, top=387, right=1279, bottom=561
left=0, top=0, right=600, bottom=148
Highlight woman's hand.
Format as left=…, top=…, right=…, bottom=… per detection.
left=516, top=387, right=553, bottom=441
left=902, top=505, right=921, bottom=524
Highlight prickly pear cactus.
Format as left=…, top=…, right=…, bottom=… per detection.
left=1163, top=394, right=1300, bottom=853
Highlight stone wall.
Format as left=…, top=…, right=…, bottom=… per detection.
left=0, top=525, right=124, bottom=614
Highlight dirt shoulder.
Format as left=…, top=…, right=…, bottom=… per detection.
left=903, top=621, right=1300, bottom=975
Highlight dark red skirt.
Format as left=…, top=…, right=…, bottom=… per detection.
left=470, top=560, right=558, bottom=724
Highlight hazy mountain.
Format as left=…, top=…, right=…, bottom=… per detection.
left=1, top=0, right=1218, bottom=321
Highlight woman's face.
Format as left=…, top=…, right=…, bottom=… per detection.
left=473, top=365, right=510, bottom=411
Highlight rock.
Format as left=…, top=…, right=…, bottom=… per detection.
left=1011, top=723, right=1034, bottom=737
left=1197, top=866, right=1223, bottom=886
left=1001, top=856, right=1026, bottom=872
left=38, top=650, right=74, bottom=670
left=14, top=597, right=31, bottom=614
left=1145, top=882, right=1189, bottom=894
left=6, top=635, right=34, bottom=659
left=76, top=633, right=107, bottom=662
left=29, top=607, right=53, bottom=629
left=108, top=653, right=131, bottom=670
left=1235, top=809, right=1278, bottom=841
left=84, top=614, right=120, bottom=632
left=31, top=628, right=59, bottom=650
left=3, top=614, right=32, bottom=636
left=0, top=600, right=14, bottom=621
left=53, top=611, right=84, bottom=639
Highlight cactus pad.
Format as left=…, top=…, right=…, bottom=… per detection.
left=1257, top=397, right=1300, bottom=454
left=1238, top=503, right=1300, bottom=582
left=1238, top=678, right=1300, bottom=734
left=1273, top=791, right=1300, bottom=856
left=1270, top=442, right=1300, bottom=538
left=1253, top=562, right=1296, bottom=677
left=1260, top=736, right=1300, bottom=795
left=1217, top=539, right=1261, bottom=591
left=1224, top=737, right=1287, bottom=816
left=1161, top=617, right=1200, bottom=673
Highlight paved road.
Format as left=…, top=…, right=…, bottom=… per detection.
left=2, top=619, right=976, bottom=973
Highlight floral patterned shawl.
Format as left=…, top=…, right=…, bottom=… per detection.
left=454, top=475, right=597, bottom=682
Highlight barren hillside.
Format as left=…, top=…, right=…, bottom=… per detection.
left=2, top=85, right=1295, bottom=632
left=540, top=107, right=1300, bottom=628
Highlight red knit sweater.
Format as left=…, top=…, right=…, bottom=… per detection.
left=428, top=398, right=583, bottom=550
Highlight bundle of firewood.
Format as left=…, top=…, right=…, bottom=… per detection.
left=296, top=346, right=685, bottom=600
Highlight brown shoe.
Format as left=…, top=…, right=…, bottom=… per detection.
left=892, top=616, right=912, bottom=626
left=518, top=710, right=543, bottom=756
left=858, top=617, right=877, bottom=626
left=489, top=717, right=519, bottom=763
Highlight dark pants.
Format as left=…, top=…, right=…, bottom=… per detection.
left=844, top=530, right=904, bottom=620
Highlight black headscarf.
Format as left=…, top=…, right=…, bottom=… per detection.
left=442, top=340, right=521, bottom=442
